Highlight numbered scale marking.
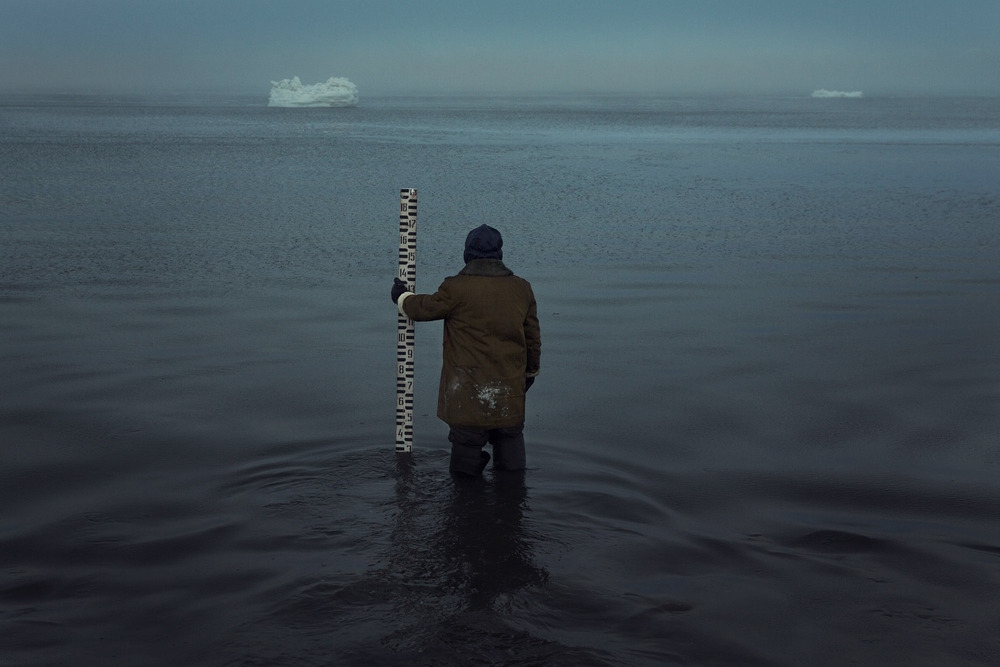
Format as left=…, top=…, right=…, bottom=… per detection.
left=395, top=188, right=417, bottom=452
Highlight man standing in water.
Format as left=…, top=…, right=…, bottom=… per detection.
left=391, top=225, right=541, bottom=476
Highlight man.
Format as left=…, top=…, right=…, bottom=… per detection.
left=391, top=225, right=541, bottom=476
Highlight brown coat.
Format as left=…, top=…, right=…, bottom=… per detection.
left=399, top=259, right=540, bottom=428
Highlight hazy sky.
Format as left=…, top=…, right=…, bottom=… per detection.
left=1, top=0, right=998, bottom=96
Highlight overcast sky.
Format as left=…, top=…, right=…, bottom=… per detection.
left=1, top=0, right=998, bottom=96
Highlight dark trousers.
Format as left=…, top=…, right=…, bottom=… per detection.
left=448, top=422, right=526, bottom=476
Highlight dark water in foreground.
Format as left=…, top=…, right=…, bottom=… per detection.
left=2, top=94, right=999, bottom=665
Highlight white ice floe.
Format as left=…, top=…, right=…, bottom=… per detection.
left=268, top=76, right=359, bottom=107
left=811, top=89, right=864, bottom=99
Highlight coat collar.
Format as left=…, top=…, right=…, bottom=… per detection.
left=459, top=258, right=513, bottom=277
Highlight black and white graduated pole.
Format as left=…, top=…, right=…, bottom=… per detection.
left=395, top=188, right=417, bottom=452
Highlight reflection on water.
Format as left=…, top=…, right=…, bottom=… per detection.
left=370, top=460, right=560, bottom=663
left=212, top=449, right=597, bottom=666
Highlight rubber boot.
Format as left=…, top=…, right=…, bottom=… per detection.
left=449, top=445, right=491, bottom=477
left=491, top=427, right=526, bottom=472
left=492, top=440, right=526, bottom=471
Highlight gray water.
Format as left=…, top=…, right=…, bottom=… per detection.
left=1, top=94, right=999, bottom=665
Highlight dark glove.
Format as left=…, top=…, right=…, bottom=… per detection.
left=391, top=278, right=409, bottom=303
left=525, top=376, right=535, bottom=392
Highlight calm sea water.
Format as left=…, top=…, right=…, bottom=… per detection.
left=2, top=93, right=999, bottom=665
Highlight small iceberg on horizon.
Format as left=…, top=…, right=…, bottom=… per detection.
left=268, top=76, right=359, bottom=107
left=811, top=89, right=864, bottom=99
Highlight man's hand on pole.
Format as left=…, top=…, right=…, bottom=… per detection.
left=391, top=278, right=408, bottom=303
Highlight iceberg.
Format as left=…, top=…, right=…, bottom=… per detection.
left=268, top=76, right=359, bottom=107
left=811, top=89, right=864, bottom=99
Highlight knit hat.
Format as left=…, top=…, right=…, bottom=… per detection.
left=463, top=224, right=503, bottom=263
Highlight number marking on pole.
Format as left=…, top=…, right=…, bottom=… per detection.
left=396, top=188, right=417, bottom=452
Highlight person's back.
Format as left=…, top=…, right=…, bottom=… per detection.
left=392, top=225, right=540, bottom=476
